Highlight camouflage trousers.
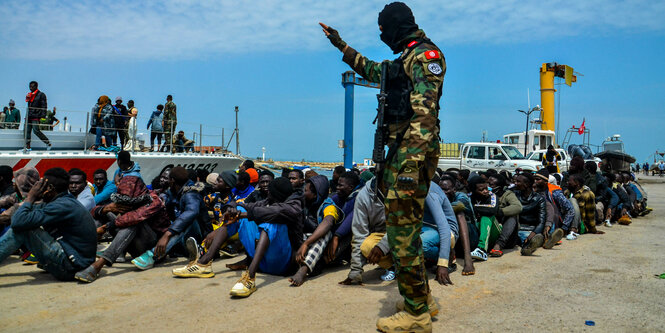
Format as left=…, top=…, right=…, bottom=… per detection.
left=382, top=141, right=439, bottom=316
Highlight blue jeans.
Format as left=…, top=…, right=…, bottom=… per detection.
left=0, top=228, right=76, bottom=280
left=421, top=226, right=440, bottom=262
left=164, top=220, right=202, bottom=256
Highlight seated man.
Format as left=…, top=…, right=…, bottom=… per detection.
left=533, top=169, right=569, bottom=247
left=92, top=168, right=116, bottom=205
left=421, top=178, right=458, bottom=286
left=0, top=168, right=97, bottom=280
left=68, top=168, right=95, bottom=211
left=0, top=167, right=40, bottom=237
left=203, top=171, right=241, bottom=256
left=439, top=175, right=476, bottom=275
left=232, top=171, right=254, bottom=201
left=114, top=150, right=142, bottom=183
left=512, top=173, right=546, bottom=256
left=323, top=171, right=362, bottom=265
left=289, top=175, right=342, bottom=286
left=131, top=166, right=207, bottom=269
left=74, top=176, right=170, bottom=282
left=487, top=173, right=522, bottom=257
left=173, top=130, right=194, bottom=153
left=172, top=177, right=303, bottom=298
left=244, top=170, right=273, bottom=203
left=339, top=176, right=390, bottom=286
left=468, top=176, right=502, bottom=261
left=565, top=173, right=604, bottom=234
left=608, top=173, right=632, bottom=225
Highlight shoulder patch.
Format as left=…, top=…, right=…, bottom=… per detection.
left=407, top=40, right=417, bottom=48
left=424, top=50, right=440, bottom=60
left=427, top=62, right=443, bottom=75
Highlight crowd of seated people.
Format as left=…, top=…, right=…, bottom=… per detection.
left=0, top=156, right=653, bottom=302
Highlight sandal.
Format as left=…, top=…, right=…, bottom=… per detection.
left=489, top=249, right=503, bottom=257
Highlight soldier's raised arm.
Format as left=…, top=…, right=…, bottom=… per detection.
left=320, top=22, right=382, bottom=83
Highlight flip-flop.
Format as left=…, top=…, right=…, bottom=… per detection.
left=462, top=270, right=475, bottom=276
left=489, top=249, right=503, bottom=257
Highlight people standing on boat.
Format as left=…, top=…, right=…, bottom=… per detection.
left=39, top=106, right=59, bottom=131
left=4, top=100, right=20, bottom=129
left=321, top=2, right=445, bottom=328
left=92, top=96, right=115, bottom=149
left=147, top=104, right=164, bottom=152
left=542, top=145, right=562, bottom=173
left=25, top=81, right=51, bottom=151
left=162, top=95, right=177, bottom=152
left=124, top=100, right=139, bottom=151
left=113, top=97, right=129, bottom=148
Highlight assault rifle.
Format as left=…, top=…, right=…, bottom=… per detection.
left=372, top=61, right=390, bottom=188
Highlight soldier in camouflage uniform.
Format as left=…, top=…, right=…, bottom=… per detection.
left=322, top=3, right=445, bottom=332
left=162, top=95, right=177, bottom=152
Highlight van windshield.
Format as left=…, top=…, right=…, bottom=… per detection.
left=502, top=145, right=525, bottom=159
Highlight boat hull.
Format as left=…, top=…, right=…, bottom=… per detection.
left=595, top=151, right=635, bottom=172
left=0, top=151, right=242, bottom=182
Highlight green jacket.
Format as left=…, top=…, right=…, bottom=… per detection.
left=498, top=188, right=522, bottom=217
left=5, top=107, right=20, bottom=123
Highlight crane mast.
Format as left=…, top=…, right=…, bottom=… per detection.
left=539, top=62, right=577, bottom=135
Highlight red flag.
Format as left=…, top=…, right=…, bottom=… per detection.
left=578, top=119, right=585, bottom=135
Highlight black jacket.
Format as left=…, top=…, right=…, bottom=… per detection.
left=27, top=91, right=47, bottom=120
left=513, top=190, right=547, bottom=233
left=12, top=193, right=97, bottom=270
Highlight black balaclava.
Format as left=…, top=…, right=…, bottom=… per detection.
left=378, top=2, right=419, bottom=54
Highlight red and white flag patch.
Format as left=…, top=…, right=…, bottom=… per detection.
left=424, top=50, right=439, bottom=59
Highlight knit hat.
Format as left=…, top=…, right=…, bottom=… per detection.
left=535, top=168, right=549, bottom=181
left=8, top=99, right=15, bottom=105
left=268, top=177, right=294, bottom=202
left=206, top=173, right=219, bottom=186
left=246, top=168, right=259, bottom=184
left=360, top=170, right=375, bottom=183
left=220, top=170, right=237, bottom=188
left=115, top=96, right=122, bottom=102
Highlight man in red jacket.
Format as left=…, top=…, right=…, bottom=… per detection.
left=74, top=176, right=170, bottom=282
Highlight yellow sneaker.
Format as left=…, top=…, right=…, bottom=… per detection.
left=618, top=214, right=632, bottom=225
left=172, top=261, right=215, bottom=278
left=376, top=311, right=432, bottom=333
left=395, top=294, right=439, bottom=317
left=229, top=271, right=256, bottom=297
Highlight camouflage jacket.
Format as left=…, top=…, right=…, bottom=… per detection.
left=164, top=101, right=177, bottom=124
left=341, top=29, right=445, bottom=162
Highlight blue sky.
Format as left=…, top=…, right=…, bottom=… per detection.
left=1, top=0, right=664, bottom=163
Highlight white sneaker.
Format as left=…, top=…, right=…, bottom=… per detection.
left=566, top=232, right=579, bottom=240
left=604, top=220, right=612, bottom=228
left=470, top=248, right=488, bottom=261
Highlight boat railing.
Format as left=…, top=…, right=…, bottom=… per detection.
left=1, top=106, right=241, bottom=156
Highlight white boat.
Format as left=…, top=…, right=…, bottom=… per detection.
left=0, top=129, right=243, bottom=182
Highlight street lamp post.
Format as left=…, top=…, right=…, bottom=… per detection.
left=517, top=106, right=542, bottom=156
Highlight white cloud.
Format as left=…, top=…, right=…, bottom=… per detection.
left=1, top=0, right=663, bottom=60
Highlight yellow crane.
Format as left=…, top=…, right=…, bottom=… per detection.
left=539, top=62, right=577, bottom=133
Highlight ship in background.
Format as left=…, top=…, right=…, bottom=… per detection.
left=0, top=114, right=243, bottom=182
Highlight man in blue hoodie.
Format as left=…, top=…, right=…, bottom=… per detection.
left=0, top=167, right=97, bottom=280
left=147, top=104, right=164, bottom=152
left=113, top=151, right=142, bottom=184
